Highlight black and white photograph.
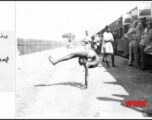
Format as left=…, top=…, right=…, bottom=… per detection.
left=15, top=1, right=152, bottom=118
left=0, top=1, right=151, bottom=119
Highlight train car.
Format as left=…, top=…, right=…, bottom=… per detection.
left=97, top=2, right=152, bottom=58
left=123, top=13, right=132, bottom=57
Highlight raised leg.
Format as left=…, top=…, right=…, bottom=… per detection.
left=48, top=51, right=88, bottom=65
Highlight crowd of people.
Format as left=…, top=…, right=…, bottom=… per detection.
left=83, top=19, right=152, bottom=72
left=49, top=20, right=152, bottom=89
left=125, top=18, right=152, bottom=73
left=83, top=26, right=117, bottom=68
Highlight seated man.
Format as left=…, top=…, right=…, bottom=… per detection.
left=48, top=49, right=99, bottom=89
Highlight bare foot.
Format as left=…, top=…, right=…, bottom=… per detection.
left=107, top=65, right=110, bottom=68
left=81, top=85, right=87, bottom=90
left=112, top=65, right=118, bottom=67
left=48, top=56, right=56, bottom=65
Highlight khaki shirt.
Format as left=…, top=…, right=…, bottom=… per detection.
left=140, top=28, right=148, bottom=46
left=145, top=29, right=152, bottom=46
left=126, top=27, right=136, bottom=41
left=84, top=35, right=91, bottom=42
left=134, top=27, right=143, bottom=43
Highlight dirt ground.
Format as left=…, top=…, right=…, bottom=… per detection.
left=16, top=47, right=152, bottom=118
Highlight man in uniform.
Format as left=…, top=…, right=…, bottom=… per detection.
left=126, top=20, right=138, bottom=66
left=133, top=21, right=144, bottom=69
left=83, top=30, right=91, bottom=49
left=139, top=18, right=152, bottom=70
left=144, top=18, right=152, bottom=73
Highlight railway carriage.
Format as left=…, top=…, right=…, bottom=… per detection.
left=96, top=2, right=152, bottom=59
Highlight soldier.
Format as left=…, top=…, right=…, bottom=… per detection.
left=144, top=44, right=152, bottom=73
left=127, top=20, right=138, bottom=66
left=133, top=21, right=144, bottom=69
left=102, top=25, right=117, bottom=67
left=82, top=30, right=91, bottom=50
left=139, top=18, right=152, bottom=71
left=92, top=34, right=100, bottom=54
left=144, top=18, right=152, bottom=72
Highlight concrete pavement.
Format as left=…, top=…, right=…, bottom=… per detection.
left=16, top=47, right=152, bottom=118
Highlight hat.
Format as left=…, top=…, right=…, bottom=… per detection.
left=105, top=25, right=109, bottom=30
left=133, top=20, right=138, bottom=24
left=85, top=30, right=88, bottom=33
left=146, top=18, right=152, bottom=24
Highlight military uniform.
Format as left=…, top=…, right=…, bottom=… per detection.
left=133, top=26, right=143, bottom=68
left=139, top=28, right=149, bottom=70
left=127, top=27, right=136, bottom=66
left=83, top=31, right=91, bottom=50
left=143, top=18, right=152, bottom=70
left=144, top=29, right=152, bottom=66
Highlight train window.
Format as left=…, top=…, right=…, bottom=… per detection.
left=120, top=27, right=123, bottom=38
left=140, top=17, right=146, bottom=28
left=124, top=25, right=129, bottom=34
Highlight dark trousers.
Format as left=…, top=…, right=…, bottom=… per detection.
left=111, top=42, right=115, bottom=66
left=133, top=41, right=140, bottom=68
left=139, top=44, right=150, bottom=69
left=129, top=41, right=134, bottom=65
left=102, top=52, right=115, bottom=66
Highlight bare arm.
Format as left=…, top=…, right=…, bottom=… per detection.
left=84, top=63, right=89, bottom=88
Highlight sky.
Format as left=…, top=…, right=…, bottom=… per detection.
left=16, top=1, right=144, bottom=41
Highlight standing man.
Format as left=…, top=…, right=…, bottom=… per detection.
left=144, top=37, right=152, bottom=73
left=93, top=34, right=101, bottom=54
left=102, top=25, right=117, bottom=67
left=139, top=19, right=152, bottom=71
left=83, top=30, right=91, bottom=50
left=126, top=20, right=138, bottom=66
left=144, top=18, right=152, bottom=71
left=133, top=21, right=144, bottom=69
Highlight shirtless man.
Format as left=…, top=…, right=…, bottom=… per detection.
left=48, top=49, right=99, bottom=89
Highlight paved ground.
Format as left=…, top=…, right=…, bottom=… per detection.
left=16, top=47, right=152, bottom=118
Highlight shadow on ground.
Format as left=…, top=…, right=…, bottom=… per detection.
left=97, top=55, right=152, bottom=117
left=34, top=82, right=85, bottom=89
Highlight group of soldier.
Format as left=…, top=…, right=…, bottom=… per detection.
left=83, top=26, right=117, bottom=68
left=125, top=18, right=152, bottom=73
left=83, top=20, right=152, bottom=72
